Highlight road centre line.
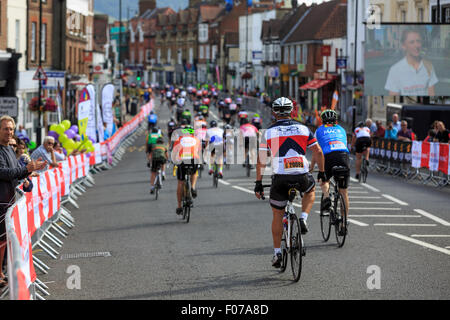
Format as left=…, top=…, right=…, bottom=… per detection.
left=413, top=209, right=450, bottom=227
left=347, top=219, right=369, bottom=226
left=411, top=235, right=450, bottom=238
left=382, top=194, right=408, bottom=206
left=349, top=207, right=401, bottom=210
left=387, top=233, right=450, bottom=256
left=218, top=180, right=230, bottom=186
left=361, top=183, right=381, bottom=193
left=375, top=223, right=437, bottom=227
left=232, top=185, right=255, bottom=195
left=349, top=215, right=422, bottom=218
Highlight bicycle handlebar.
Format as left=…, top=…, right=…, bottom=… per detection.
left=259, top=184, right=271, bottom=200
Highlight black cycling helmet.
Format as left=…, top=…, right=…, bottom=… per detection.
left=180, top=118, right=189, bottom=126
left=357, top=121, right=364, bottom=128
left=321, top=109, right=338, bottom=124
left=156, top=137, right=164, bottom=144
left=210, top=120, right=217, bottom=128
left=151, top=127, right=159, bottom=133
left=272, top=97, right=293, bottom=116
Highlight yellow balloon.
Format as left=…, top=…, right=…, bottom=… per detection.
left=58, top=133, right=68, bottom=143
left=61, top=120, right=71, bottom=131
left=50, top=124, right=58, bottom=132
left=55, top=124, right=65, bottom=135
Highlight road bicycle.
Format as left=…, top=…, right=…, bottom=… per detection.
left=261, top=185, right=305, bottom=282
left=320, top=166, right=349, bottom=248
left=359, top=158, right=369, bottom=183
left=153, top=165, right=163, bottom=200
left=212, top=162, right=220, bottom=188
left=181, top=164, right=196, bottom=223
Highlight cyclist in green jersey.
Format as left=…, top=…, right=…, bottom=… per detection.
left=149, top=137, right=169, bottom=194
left=181, top=109, right=192, bottom=125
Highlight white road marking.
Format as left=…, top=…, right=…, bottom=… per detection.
left=361, top=183, right=380, bottom=193
left=387, top=233, right=450, bottom=256
left=375, top=223, right=437, bottom=227
left=410, top=235, right=450, bottom=238
left=381, top=194, right=408, bottom=206
left=232, top=185, right=254, bottom=195
left=348, top=219, right=369, bottom=226
left=349, top=215, right=422, bottom=218
left=313, top=201, right=395, bottom=204
left=218, top=180, right=230, bottom=186
left=349, top=196, right=382, bottom=199
left=413, top=209, right=450, bottom=227
left=349, top=207, right=401, bottom=210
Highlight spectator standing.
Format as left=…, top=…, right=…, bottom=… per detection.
left=397, top=120, right=414, bottom=142
left=30, top=136, right=60, bottom=172
left=0, top=116, right=46, bottom=288
left=15, top=137, right=31, bottom=167
left=385, top=121, right=398, bottom=140
left=375, top=120, right=386, bottom=138
left=53, top=141, right=66, bottom=161
left=434, top=121, right=450, bottom=143
left=366, top=119, right=377, bottom=136
left=392, top=113, right=401, bottom=132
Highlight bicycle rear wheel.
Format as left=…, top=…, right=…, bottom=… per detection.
left=184, top=205, right=190, bottom=223
left=362, top=160, right=368, bottom=183
left=280, top=233, right=288, bottom=273
left=290, top=215, right=303, bottom=282
left=320, top=194, right=332, bottom=242
left=334, top=193, right=348, bottom=247
left=246, top=155, right=251, bottom=177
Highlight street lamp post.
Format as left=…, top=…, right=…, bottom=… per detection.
left=352, top=0, right=358, bottom=132
left=245, top=2, right=249, bottom=95
left=36, top=0, right=43, bottom=145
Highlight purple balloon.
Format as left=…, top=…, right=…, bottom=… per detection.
left=75, top=134, right=81, bottom=141
left=65, top=129, right=75, bottom=139
left=63, top=149, right=67, bottom=156
left=89, top=136, right=96, bottom=143
left=70, top=125, right=79, bottom=134
left=48, top=131, right=59, bottom=139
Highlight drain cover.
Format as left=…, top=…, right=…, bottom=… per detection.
left=59, top=251, right=111, bottom=260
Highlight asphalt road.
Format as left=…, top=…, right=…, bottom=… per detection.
left=35, top=98, right=450, bottom=300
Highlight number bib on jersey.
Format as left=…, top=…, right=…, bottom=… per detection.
left=284, top=157, right=304, bottom=171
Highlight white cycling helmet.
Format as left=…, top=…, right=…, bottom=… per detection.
left=272, top=97, right=293, bottom=116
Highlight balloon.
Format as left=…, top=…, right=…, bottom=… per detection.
left=55, top=124, right=65, bottom=135
left=58, top=133, right=68, bottom=143
left=65, top=129, right=75, bottom=139
left=89, top=136, right=96, bottom=144
left=70, top=125, right=79, bottom=134
left=50, top=124, right=59, bottom=132
left=63, top=148, right=67, bottom=156
left=74, top=134, right=81, bottom=142
left=63, top=139, right=76, bottom=150
left=61, top=120, right=71, bottom=131
left=48, top=131, right=59, bottom=140
left=27, top=141, right=37, bottom=150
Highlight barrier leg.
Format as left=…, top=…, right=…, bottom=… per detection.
left=43, top=231, right=63, bottom=248
left=33, top=256, right=50, bottom=271
left=59, top=216, right=74, bottom=229
left=35, top=278, right=49, bottom=290
left=0, top=287, right=9, bottom=299
left=51, top=223, right=68, bottom=238
left=35, top=292, right=45, bottom=300
left=33, top=259, right=49, bottom=275
left=37, top=241, right=58, bottom=259
left=34, top=280, right=50, bottom=296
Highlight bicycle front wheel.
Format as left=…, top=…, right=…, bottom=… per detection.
left=280, top=233, right=288, bottom=273
left=184, top=205, right=190, bottom=223
left=320, top=194, right=332, bottom=242
left=290, top=215, right=303, bottom=282
left=334, top=193, right=348, bottom=248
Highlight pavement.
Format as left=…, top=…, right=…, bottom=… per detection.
left=33, top=97, right=450, bottom=300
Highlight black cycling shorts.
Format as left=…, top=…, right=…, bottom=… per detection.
left=324, top=151, right=350, bottom=189
left=355, top=137, right=372, bottom=154
left=269, top=173, right=316, bottom=210
left=176, top=161, right=199, bottom=181
left=147, top=143, right=155, bottom=154
left=151, top=159, right=166, bottom=173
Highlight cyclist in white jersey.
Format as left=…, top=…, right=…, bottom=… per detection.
left=351, top=122, right=372, bottom=180
left=205, top=120, right=225, bottom=178
left=254, top=97, right=325, bottom=268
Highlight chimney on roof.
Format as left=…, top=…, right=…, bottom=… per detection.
left=139, top=0, right=156, bottom=16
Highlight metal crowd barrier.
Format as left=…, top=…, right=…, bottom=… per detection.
left=1, top=104, right=151, bottom=300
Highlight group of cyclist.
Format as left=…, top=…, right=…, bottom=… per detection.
left=147, top=84, right=374, bottom=269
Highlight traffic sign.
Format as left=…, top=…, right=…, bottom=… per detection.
left=33, top=67, right=47, bottom=81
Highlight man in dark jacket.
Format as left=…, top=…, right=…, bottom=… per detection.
left=0, top=116, right=46, bottom=287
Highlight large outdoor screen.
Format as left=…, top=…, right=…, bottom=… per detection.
left=365, top=24, right=450, bottom=97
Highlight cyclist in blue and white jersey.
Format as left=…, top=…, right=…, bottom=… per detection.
left=311, top=109, right=350, bottom=221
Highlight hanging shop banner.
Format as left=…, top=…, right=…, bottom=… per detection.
left=86, top=84, right=97, bottom=142
left=102, top=84, right=115, bottom=135
left=78, top=88, right=91, bottom=142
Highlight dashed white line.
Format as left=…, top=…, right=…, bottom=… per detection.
left=413, top=209, right=450, bottom=227
left=349, top=215, right=422, bottom=218
left=219, top=180, right=230, bottom=186
left=387, top=233, right=450, bottom=256
left=361, top=183, right=380, bottom=193
left=381, top=194, right=408, bottom=206
left=375, top=223, right=437, bottom=227
left=349, top=207, right=401, bottom=210
left=411, top=235, right=450, bottom=238
left=348, top=219, right=369, bottom=226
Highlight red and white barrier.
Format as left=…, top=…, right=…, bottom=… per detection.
left=411, top=141, right=450, bottom=175
left=6, top=100, right=153, bottom=299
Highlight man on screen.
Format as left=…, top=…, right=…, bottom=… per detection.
left=385, top=28, right=438, bottom=96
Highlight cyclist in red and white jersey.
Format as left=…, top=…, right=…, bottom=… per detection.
left=239, top=118, right=259, bottom=169
left=254, top=97, right=325, bottom=268
left=351, top=122, right=372, bottom=180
